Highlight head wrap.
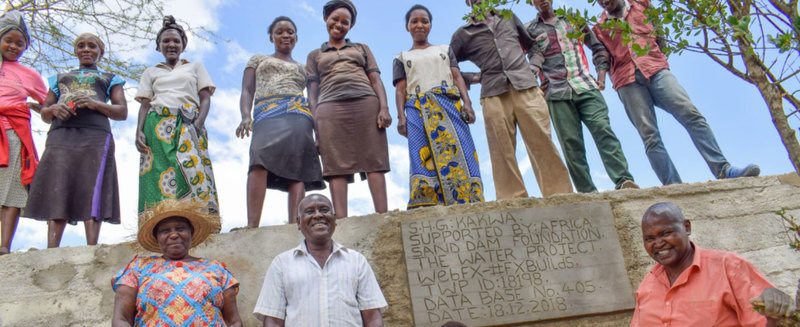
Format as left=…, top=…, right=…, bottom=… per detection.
left=73, top=33, right=105, bottom=55
left=323, top=0, right=357, bottom=27
left=155, top=15, right=188, bottom=51
left=0, top=10, right=30, bottom=49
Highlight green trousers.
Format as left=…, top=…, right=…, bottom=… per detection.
left=548, top=89, right=633, bottom=192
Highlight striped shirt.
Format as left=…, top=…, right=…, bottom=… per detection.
left=527, top=15, right=610, bottom=100
left=253, top=240, right=388, bottom=326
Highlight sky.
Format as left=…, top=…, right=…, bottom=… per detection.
left=9, top=0, right=799, bottom=251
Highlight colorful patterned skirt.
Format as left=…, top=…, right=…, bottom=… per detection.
left=250, top=95, right=324, bottom=192
left=26, top=128, right=120, bottom=224
left=0, top=130, right=27, bottom=208
left=139, top=105, right=218, bottom=213
left=405, top=86, right=484, bottom=209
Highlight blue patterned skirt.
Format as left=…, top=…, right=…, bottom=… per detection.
left=405, top=86, right=483, bottom=209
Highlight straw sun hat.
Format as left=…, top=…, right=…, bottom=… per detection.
left=137, top=199, right=221, bottom=253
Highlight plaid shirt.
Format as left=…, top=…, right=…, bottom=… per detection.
left=527, top=15, right=609, bottom=101
left=592, top=0, right=670, bottom=90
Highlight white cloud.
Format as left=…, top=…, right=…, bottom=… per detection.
left=295, top=1, right=322, bottom=21
left=223, top=41, right=253, bottom=73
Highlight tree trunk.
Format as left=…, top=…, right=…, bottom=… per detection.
left=737, top=44, right=800, bottom=174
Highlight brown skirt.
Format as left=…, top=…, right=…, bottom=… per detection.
left=315, top=96, right=390, bottom=182
left=25, top=128, right=120, bottom=224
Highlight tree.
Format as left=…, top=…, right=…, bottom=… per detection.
left=477, top=0, right=800, bottom=174
left=5, top=0, right=210, bottom=80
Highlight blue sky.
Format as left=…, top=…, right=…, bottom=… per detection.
left=11, top=0, right=797, bottom=251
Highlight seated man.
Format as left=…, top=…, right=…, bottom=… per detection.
left=633, top=202, right=792, bottom=326
left=253, top=194, right=387, bottom=326
left=593, top=0, right=760, bottom=185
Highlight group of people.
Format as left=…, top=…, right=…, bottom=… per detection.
left=0, top=0, right=785, bottom=324
left=0, top=0, right=765, bottom=252
left=109, top=195, right=794, bottom=326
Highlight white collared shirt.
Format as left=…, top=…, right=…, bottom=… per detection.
left=253, top=240, right=388, bottom=327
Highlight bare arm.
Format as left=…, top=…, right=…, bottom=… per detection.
left=111, top=285, right=137, bottom=327
left=361, top=308, right=384, bottom=327
left=221, top=287, right=243, bottom=327
left=194, top=88, right=212, bottom=132
left=451, top=67, right=475, bottom=124
left=236, top=68, right=256, bottom=138
left=367, top=71, right=391, bottom=129
left=135, top=99, right=151, bottom=153
left=262, top=316, right=286, bottom=327
left=394, top=79, right=407, bottom=137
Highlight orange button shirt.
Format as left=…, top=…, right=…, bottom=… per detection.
left=630, top=244, right=773, bottom=327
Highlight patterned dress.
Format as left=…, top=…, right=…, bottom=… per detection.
left=393, top=45, right=484, bottom=208
left=245, top=55, right=323, bottom=191
left=112, top=256, right=239, bottom=327
left=136, top=60, right=218, bottom=213
left=26, top=68, right=124, bottom=223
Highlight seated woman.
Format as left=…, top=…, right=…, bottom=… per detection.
left=393, top=5, right=483, bottom=209
left=136, top=16, right=218, bottom=213
left=111, top=200, right=241, bottom=326
left=26, top=33, right=127, bottom=248
left=236, top=16, right=324, bottom=226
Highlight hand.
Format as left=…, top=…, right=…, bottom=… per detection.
left=596, top=70, right=608, bottom=91
left=462, top=102, right=476, bottom=124
left=46, top=103, right=76, bottom=121
left=193, top=120, right=206, bottom=135
left=236, top=117, right=252, bottom=138
left=754, top=288, right=794, bottom=319
left=73, top=95, right=99, bottom=111
left=396, top=118, right=407, bottom=137
left=135, top=130, right=149, bottom=153
left=376, top=109, right=392, bottom=129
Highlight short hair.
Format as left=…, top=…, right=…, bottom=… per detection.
left=323, top=0, right=357, bottom=27
left=296, top=194, right=333, bottom=217
left=268, top=16, right=297, bottom=35
left=642, top=202, right=686, bottom=224
left=405, top=4, right=432, bottom=26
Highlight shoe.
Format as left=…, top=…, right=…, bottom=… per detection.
left=722, top=164, right=761, bottom=179
left=618, top=180, right=640, bottom=189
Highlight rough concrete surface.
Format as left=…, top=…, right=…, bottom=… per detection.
left=0, top=174, right=798, bottom=327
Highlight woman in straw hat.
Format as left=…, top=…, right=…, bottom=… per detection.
left=111, top=200, right=242, bottom=326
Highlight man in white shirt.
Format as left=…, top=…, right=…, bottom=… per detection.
left=253, top=194, right=387, bottom=327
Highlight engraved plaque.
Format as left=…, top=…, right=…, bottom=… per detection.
left=401, top=202, right=635, bottom=326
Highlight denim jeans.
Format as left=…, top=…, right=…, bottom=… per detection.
left=617, top=69, right=728, bottom=185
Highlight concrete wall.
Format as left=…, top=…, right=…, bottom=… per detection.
left=1, top=174, right=798, bottom=327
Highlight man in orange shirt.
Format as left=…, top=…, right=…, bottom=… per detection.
left=632, top=202, right=792, bottom=326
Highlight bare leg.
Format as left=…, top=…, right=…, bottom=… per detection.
left=286, top=181, right=305, bottom=224
left=367, top=172, right=388, bottom=214
left=84, top=219, right=102, bottom=245
left=247, top=168, right=268, bottom=228
left=47, top=220, right=68, bottom=248
left=0, top=206, right=20, bottom=253
left=329, top=176, right=348, bottom=219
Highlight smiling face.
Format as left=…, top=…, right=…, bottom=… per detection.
left=158, top=29, right=184, bottom=62
left=297, top=195, right=336, bottom=244
left=407, top=9, right=431, bottom=43
left=641, top=214, right=692, bottom=269
left=0, top=30, right=26, bottom=62
left=325, top=7, right=352, bottom=41
left=532, top=0, right=552, bottom=13
left=155, top=217, right=194, bottom=260
left=74, top=37, right=102, bottom=68
left=271, top=20, right=297, bottom=54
